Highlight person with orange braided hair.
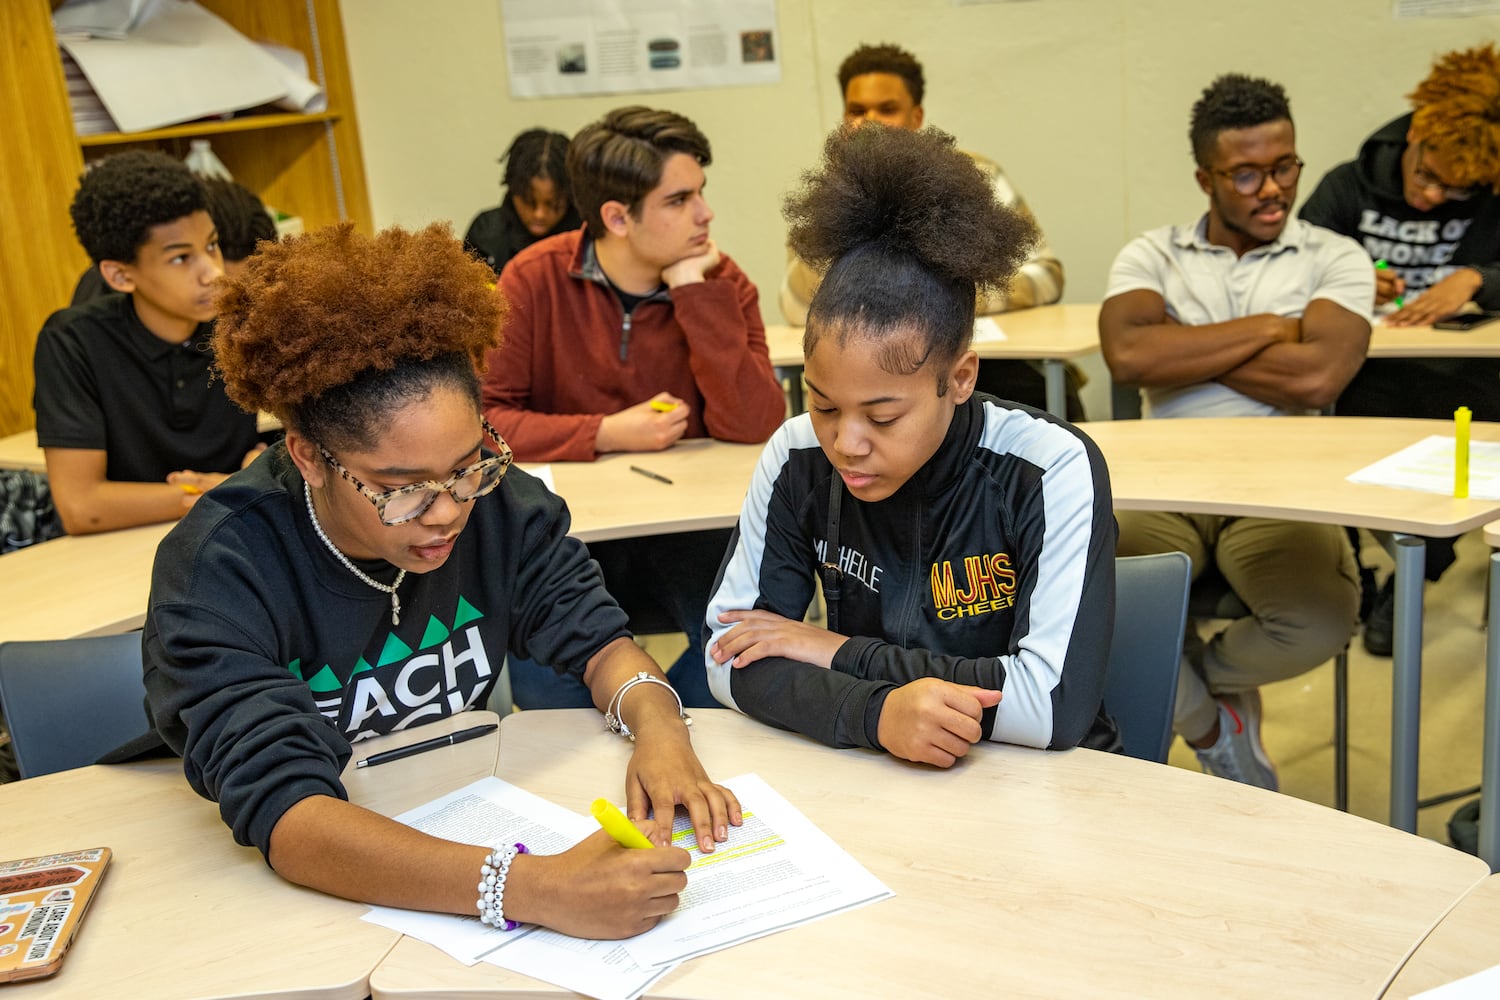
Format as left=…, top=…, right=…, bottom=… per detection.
left=1301, top=44, right=1500, bottom=655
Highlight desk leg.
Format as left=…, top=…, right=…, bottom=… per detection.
left=778, top=365, right=805, bottom=416
left=1043, top=360, right=1066, bottom=419
left=1482, top=551, right=1500, bottom=870
left=1387, top=533, right=1426, bottom=833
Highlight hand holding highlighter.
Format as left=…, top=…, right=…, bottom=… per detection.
left=591, top=798, right=657, bottom=849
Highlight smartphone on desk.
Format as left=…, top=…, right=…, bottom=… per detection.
left=1433, top=312, right=1500, bottom=331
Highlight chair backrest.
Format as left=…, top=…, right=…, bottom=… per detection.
left=1104, top=552, right=1192, bottom=763
left=0, top=632, right=150, bottom=779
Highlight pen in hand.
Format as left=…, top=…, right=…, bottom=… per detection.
left=629, top=465, right=674, bottom=485
left=354, top=723, right=498, bottom=768
left=1374, top=259, right=1405, bottom=309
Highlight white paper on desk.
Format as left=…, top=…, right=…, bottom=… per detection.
left=362, top=776, right=596, bottom=964
left=622, top=772, right=893, bottom=967
left=59, top=1, right=291, bottom=133
left=520, top=463, right=556, bottom=492
left=1413, top=962, right=1500, bottom=998
left=1346, top=434, right=1500, bottom=500
left=973, top=316, right=1008, bottom=343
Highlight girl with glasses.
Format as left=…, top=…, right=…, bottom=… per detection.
left=143, top=222, right=739, bottom=938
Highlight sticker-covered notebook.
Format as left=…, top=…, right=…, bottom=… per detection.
left=0, top=848, right=112, bottom=983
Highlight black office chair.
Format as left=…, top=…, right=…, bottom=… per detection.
left=1104, top=553, right=1192, bottom=763
left=0, top=632, right=150, bottom=779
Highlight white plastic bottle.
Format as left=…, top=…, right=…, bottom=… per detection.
left=183, top=139, right=233, bottom=181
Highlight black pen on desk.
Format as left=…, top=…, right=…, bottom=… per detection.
left=355, top=723, right=498, bottom=768
left=629, top=465, right=674, bottom=485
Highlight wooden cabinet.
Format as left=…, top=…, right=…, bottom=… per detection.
left=0, top=0, right=371, bottom=437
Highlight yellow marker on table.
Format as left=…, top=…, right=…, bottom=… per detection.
left=591, top=798, right=655, bottom=849
left=1455, top=406, right=1471, bottom=499
left=650, top=400, right=678, bottom=412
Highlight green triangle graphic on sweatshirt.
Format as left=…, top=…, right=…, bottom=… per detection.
left=287, top=658, right=303, bottom=681
left=350, top=657, right=375, bottom=677
left=376, top=632, right=413, bottom=668
left=453, top=596, right=483, bottom=629
left=420, top=615, right=451, bottom=650
left=306, top=665, right=341, bottom=693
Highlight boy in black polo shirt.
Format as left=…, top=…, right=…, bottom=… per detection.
left=34, top=151, right=261, bottom=534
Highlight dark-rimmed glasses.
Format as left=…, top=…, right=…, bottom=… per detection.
left=318, top=418, right=514, bottom=526
left=1214, top=157, right=1304, bottom=196
left=1413, top=142, right=1475, bottom=202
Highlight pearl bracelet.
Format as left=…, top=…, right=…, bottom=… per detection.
left=477, top=842, right=529, bottom=930
left=604, top=671, right=691, bottom=742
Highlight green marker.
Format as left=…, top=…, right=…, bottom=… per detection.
left=1375, top=259, right=1405, bottom=308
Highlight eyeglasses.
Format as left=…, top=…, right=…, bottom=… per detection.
left=1413, top=142, right=1474, bottom=202
left=1213, top=157, right=1304, bottom=196
left=318, top=418, right=514, bottom=526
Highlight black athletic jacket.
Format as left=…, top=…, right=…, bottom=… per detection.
left=706, top=395, right=1118, bottom=753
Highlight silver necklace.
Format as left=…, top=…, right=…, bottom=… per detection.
left=304, top=481, right=405, bottom=625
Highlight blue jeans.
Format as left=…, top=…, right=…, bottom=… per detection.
left=506, top=529, right=729, bottom=710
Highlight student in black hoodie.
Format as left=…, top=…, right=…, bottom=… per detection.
left=1301, top=44, right=1500, bottom=654
left=463, top=128, right=581, bottom=275
left=143, top=222, right=739, bottom=939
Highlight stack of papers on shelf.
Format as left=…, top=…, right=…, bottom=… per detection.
left=53, top=0, right=321, bottom=134
left=365, top=773, right=892, bottom=1000
left=58, top=51, right=117, bottom=136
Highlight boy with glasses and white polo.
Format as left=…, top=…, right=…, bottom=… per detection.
left=1098, top=74, right=1373, bottom=790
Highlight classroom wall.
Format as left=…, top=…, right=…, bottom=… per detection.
left=338, top=0, right=1500, bottom=418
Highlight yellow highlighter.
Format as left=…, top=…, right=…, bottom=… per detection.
left=178, top=483, right=202, bottom=496
left=650, top=400, right=678, bottom=413
left=1456, top=406, right=1472, bottom=499
left=591, top=798, right=655, bottom=849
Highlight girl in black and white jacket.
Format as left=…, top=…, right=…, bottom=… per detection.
left=706, top=125, right=1118, bottom=766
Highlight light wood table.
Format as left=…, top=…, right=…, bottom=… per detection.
left=0, top=441, right=762, bottom=643
left=1368, top=321, right=1500, bottom=359
left=0, top=712, right=500, bottom=1000
left=0, top=428, right=44, bottom=472
left=766, top=303, right=1102, bottom=418
left=370, top=708, right=1487, bottom=999
left=531, top=439, right=761, bottom=543
left=0, top=520, right=172, bottom=641
left=1083, top=416, right=1500, bottom=835
left=1383, top=873, right=1500, bottom=997
left=0, top=413, right=284, bottom=473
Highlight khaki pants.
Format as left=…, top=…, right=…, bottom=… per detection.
left=1117, top=511, right=1359, bottom=741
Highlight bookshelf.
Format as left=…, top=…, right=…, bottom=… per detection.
left=0, top=0, right=372, bottom=438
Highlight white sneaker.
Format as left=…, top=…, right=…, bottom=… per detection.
left=1193, top=691, right=1278, bottom=791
